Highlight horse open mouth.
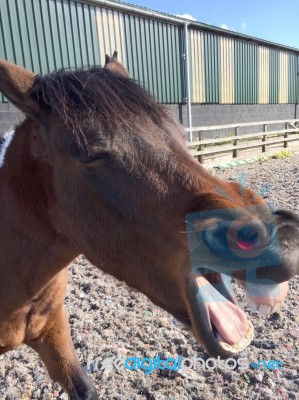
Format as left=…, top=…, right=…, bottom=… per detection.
left=185, top=210, right=293, bottom=357
left=192, top=269, right=254, bottom=355
left=189, top=268, right=289, bottom=357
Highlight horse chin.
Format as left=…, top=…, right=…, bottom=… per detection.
left=187, top=271, right=255, bottom=358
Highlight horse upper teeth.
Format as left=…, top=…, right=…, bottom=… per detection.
left=246, top=297, right=282, bottom=315
left=271, top=302, right=282, bottom=314
left=246, top=296, right=258, bottom=312
left=258, top=304, right=272, bottom=315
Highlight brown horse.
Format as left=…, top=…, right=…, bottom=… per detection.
left=104, top=50, right=129, bottom=77
left=0, top=59, right=298, bottom=399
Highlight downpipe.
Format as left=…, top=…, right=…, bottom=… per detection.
left=184, top=23, right=193, bottom=142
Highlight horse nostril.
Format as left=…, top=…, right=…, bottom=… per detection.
left=236, top=227, right=259, bottom=250
left=201, top=215, right=271, bottom=261
left=227, top=218, right=269, bottom=258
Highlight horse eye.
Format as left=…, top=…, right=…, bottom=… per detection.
left=81, top=152, right=111, bottom=164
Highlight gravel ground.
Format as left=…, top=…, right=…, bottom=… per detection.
left=0, top=155, right=298, bottom=400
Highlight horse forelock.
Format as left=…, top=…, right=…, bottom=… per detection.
left=30, top=67, right=180, bottom=149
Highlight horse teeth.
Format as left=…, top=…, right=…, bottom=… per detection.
left=247, top=297, right=282, bottom=315
left=246, top=296, right=258, bottom=312
left=270, top=302, right=282, bottom=314
left=257, top=304, right=272, bottom=315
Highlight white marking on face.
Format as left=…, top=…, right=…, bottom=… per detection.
left=0, top=130, right=15, bottom=168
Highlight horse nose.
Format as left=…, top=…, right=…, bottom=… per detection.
left=275, top=209, right=299, bottom=224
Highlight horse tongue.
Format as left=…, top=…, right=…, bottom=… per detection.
left=195, top=275, right=249, bottom=346
left=208, top=297, right=249, bottom=345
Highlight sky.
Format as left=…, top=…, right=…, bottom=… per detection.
left=126, top=0, right=299, bottom=49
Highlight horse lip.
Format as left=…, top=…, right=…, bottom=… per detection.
left=275, top=209, right=299, bottom=225
left=188, top=274, right=236, bottom=358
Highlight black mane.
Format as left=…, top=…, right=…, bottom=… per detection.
left=30, top=67, right=172, bottom=145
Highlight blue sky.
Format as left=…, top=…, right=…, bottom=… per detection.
left=126, top=0, right=299, bottom=49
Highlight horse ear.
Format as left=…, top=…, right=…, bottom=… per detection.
left=0, top=60, right=40, bottom=117
left=112, top=51, right=118, bottom=60
left=105, top=55, right=111, bottom=65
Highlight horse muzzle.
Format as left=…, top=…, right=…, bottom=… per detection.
left=184, top=206, right=299, bottom=358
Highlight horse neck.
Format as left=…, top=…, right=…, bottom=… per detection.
left=0, top=118, right=78, bottom=296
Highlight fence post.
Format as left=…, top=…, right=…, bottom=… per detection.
left=233, top=126, right=239, bottom=158
left=284, top=122, right=288, bottom=148
left=262, top=124, right=267, bottom=153
left=198, top=131, right=203, bottom=164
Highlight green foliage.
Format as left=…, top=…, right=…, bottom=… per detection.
left=271, top=149, right=293, bottom=159
left=259, top=156, right=270, bottom=162
left=258, top=150, right=292, bottom=163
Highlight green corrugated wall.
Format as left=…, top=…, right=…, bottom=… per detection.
left=288, top=53, right=298, bottom=103
left=0, top=0, right=101, bottom=102
left=0, top=0, right=184, bottom=103
left=0, top=0, right=298, bottom=105
left=190, top=31, right=298, bottom=104
left=123, top=15, right=184, bottom=103
left=234, top=41, right=258, bottom=104
left=0, top=0, right=100, bottom=72
left=203, top=32, right=220, bottom=103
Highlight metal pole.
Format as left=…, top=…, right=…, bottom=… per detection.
left=184, top=23, right=192, bottom=141
left=296, top=70, right=299, bottom=119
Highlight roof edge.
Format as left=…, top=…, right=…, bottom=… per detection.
left=85, top=0, right=299, bottom=54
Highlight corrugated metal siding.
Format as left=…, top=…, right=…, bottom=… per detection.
left=269, top=49, right=280, bottom=103
left=288, top=53, right=298, bottom=103
left=258, top=47, right=269, bottom=104
left=220, top=37, right=234, bottom=104
left=0, top=0, right=183, bottom=104
left=96, top=7, right=126, bottom=65
left=203, top=32, right=220, bottom=103
left=279, top=52, right=289, bottom=103
left=190, top=30, right=205, bottom=103
left=234, top=41, right=258, bottom=104
left=123, top=15, right=184, bottom=103
left=0, top=0, right=100, bottom=102
left=0, top=0, right=298, bottom=105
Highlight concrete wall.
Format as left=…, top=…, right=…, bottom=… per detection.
left=168, top=103, right=299, bottom=139
left=1, top=102, right=298, bottom=138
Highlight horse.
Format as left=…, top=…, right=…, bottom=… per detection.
left=0, top=59, right=298, bottom=399
left=104, top=50, right=129, bottom=77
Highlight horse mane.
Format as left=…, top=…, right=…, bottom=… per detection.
left=30, top=67, right=176, bottom=148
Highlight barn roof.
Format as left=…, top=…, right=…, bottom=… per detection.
left=91, top=0, right=299, bottom=54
